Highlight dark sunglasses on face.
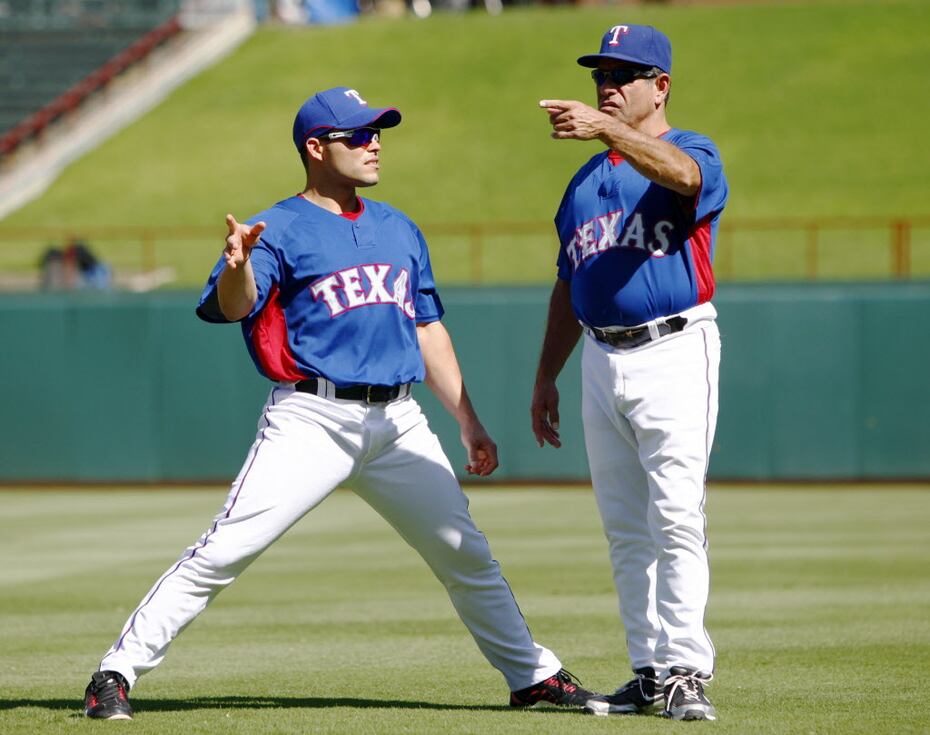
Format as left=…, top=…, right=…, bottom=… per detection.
left=322, top=127, right=380, bottom=148
left=591, top=68, right=660, bottom=87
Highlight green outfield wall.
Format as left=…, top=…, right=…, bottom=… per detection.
left=1, top=283, right=927, bottom=483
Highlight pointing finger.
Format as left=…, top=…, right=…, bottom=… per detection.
left=226, top=213, right=239, bottom=235
left=539, top=99, right=573, bottom=111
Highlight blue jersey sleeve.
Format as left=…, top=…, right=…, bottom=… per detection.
left=244, top=236, right=282, bottom=318
left=195, top=255, right=229, bottom=323
left=195, top=214, right=284, bottom=323
left=556, top=240, right=573, bottom=281
left=555, top=179, right=576, bottom=281
left=677, top=132, right=728, bottom=223
left=411, top=224, right=444, bottom=323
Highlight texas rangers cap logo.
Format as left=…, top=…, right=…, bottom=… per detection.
left=344, top=89, right=367, bottom=105
left=607, top=25, right=629, bottom=46
left=292, top=86, right=402, bottom=151
left=577, top=23, right=672, bottom=74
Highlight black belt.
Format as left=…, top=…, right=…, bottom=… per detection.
left=588, top=316, right=688, bottom=349
left=294, top=378, right=409, bottom=404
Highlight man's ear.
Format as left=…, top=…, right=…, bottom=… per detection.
left=655, top=74, right=671, bottom=107
left=305, top=137, right=325, bottom=163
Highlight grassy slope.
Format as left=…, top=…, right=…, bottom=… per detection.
left=1, top=486, right=929, bottom=734
left=1, top=0, right=929, bottom=282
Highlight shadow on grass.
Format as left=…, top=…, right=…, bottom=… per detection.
left=1, top=695, right=584, bottom=716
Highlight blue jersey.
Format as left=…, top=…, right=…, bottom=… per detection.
left=197, top=196, right=444, bottom=387
left=554, top=128, right=728, bottom=327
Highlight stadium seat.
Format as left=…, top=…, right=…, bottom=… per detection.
left=0, top=1, right=182, bottom=150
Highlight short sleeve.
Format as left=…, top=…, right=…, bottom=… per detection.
left=679, top=134, right=728, bottom=223
left=554, top=185, right=574, bottom=281
left=411, top=225, right=444, bottom=324
left=195, top=232, right=281, bottom=323
left=556, top=236, right=573, bottom=281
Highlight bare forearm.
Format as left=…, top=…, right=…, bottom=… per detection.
left=530, top=279, right=579, bottom=449
left=536, top=279, right=583, bottom=385
left=600, top=123, right=701, bottom=196
left=417, top=321, right=480, bottom=428
left=541, top=99, right=701, bottom=197
left=217, top=260, right=258, bottom=322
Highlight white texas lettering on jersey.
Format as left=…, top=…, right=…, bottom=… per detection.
left=566, top=210, right=674, bottom=268
left=310, top=264, right=415, bottom=319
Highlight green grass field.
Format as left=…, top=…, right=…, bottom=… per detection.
left=1, top=0, right=929, bottom=283
left=2, top=485, right=929, bottom=734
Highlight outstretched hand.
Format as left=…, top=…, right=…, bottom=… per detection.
left=539, top=99, right=613, bottom=141
left=224, top=214, right=266, bottom=269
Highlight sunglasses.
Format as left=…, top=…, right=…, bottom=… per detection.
left=321, top=127, right=381, bottom=148
left=591, top=68, right=661, bottom=87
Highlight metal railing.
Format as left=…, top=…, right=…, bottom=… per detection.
left=0, top=215, right=928, bottom=289
left=714, top=216, right=929, bottom=281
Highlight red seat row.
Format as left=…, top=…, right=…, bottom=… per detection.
left=1, top=15, right=183, bottom=157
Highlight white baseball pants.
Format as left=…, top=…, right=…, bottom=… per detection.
left=99, top=386, right=561, bottom=691
left=581, top=306, right=720, bottom=677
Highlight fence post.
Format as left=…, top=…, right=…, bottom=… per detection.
left=891, top=220, right=910, bottom=279
left=805, top=223, right=819, bottom=279
left=469, top=225, right=483, bottom=284
left=142, top=230, right=156, bottom=272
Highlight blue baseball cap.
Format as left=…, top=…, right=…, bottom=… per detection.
left=577, top=24, right=672, bottom=74
left=292, top=87, right=402, bottom=151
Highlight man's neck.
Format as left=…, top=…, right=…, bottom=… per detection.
left=633, top=111, right=671, bottom=138
left=300, top=185, right=359, bottom=215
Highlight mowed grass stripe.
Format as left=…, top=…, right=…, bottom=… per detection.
left=0, top=486, right=928, bottom=734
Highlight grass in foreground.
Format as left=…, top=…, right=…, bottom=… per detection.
left=1, top=485, right=929, bottom=734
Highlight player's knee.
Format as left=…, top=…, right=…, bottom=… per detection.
left=431, top=534, right=498, bottom=584
left=651, top=518, right=706, bottom=552
left=185, top=543, right=262, bottom=582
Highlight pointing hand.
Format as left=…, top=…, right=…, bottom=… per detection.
left=539, top=99, right=613, bottom=141
left=224, top=214, right=266, bottom=270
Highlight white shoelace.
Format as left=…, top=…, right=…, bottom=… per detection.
left=664, top=672, right=710, bottom=704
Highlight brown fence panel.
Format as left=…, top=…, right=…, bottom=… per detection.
left=2, top=217, right=930, bottom=289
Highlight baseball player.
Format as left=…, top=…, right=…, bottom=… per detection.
left=83, top=86, right=599, bottom=720
left=530, top=26, right=728, bottom=720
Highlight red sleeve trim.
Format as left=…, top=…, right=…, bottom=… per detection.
left=688, top=218, right=715, bottom=304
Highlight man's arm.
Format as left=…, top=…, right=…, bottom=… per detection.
left=216, top=214, right=266, bottom=322
left=531, top=278, right=583, bottom=448
left=416, top=320, right=498, bottom=477
left=539, top=100, right=701, bottom=197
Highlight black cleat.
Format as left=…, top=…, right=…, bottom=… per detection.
left=662, top=666, right=716, bottom=721
left=584, top=666, right=662, bottom=716
left=84, top=670, right=133, bottom=720
left=509, top=668, right=600, bottom=709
